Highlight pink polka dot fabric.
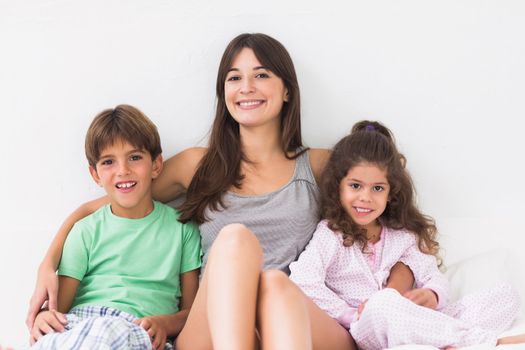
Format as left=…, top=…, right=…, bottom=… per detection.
left=289, top=220, right=520, bottom=348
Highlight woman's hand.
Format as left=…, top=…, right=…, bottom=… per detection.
left=26, top=264, right=59, bottom=330
left=133, top=316, right=168, bottom=350
left=403, top=288, right=438, bottom=309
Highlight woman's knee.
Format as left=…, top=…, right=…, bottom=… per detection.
left=210, top=223, right=263, bottom=260
left=259, top=270, right=298, bottom=298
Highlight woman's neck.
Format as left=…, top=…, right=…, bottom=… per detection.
left=240, top=123, right=283, bottom=163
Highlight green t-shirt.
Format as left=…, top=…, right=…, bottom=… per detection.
left=58, top=201, right=201, bottom=317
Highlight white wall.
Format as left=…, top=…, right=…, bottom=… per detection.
left=1, top=0, right=524, bottom=346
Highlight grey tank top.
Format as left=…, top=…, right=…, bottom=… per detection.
left=199, top=150, right=320, bottom=274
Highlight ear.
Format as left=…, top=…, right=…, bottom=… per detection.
left=283, top=88, right=289, bottom=102
left=151, top=154, right=163, bottom=179
left=89, top=165, right=102, bottom=187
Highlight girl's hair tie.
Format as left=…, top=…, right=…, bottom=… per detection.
left=365, top=124, right=376, bottom=131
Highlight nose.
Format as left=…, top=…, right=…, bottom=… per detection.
left=117, top=162, right=131, bottom=176
left=240, top=76, right=255, bottom=94
left=358, top=189, right=372, bottom=202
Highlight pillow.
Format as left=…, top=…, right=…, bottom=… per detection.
left=444, top=248, right=514, bottom=302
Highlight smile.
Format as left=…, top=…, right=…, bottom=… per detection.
left=354, top=207, right=372, bottom=214
left=116, top=181, right=136, bottom=189
left=237, top=100, right=264, bottom=108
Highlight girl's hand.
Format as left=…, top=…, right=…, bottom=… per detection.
left=26, top=265, right=59, bottom=330
left=357, top=299, right=368, bottom=320
left=133, top=316, right=167, bottom=350
left=29, top=310, right=68, bottom=345
left=403, top=288, right=438, bottom=309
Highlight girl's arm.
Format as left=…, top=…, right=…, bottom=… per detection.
left=26, top=196, right=109, bottom=329
left=398, top=241, right=449, bottom=309
left=289, top=223, right=357, bottom=329
left=385, top=262, right=415, bottom=295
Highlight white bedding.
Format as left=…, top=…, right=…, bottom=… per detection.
left=390, top=248, right=525, bottom=349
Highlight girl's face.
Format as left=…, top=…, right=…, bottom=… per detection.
left=224, top=48, right=288, bottom=130
left=339, top=162, right=390, bottom=232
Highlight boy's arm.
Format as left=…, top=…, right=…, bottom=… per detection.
left=27, top=196, right=108, bottom=329
left=57, top=276, right=80, bottom=313
left=29, top=276, right=80, bottom=345
left=133, top=269, right=199, bottom=349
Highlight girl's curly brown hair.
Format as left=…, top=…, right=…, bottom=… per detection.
left=320, top=120, right=439, bottom=258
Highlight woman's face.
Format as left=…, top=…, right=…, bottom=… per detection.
left=224, top=48, right=288, bottom=130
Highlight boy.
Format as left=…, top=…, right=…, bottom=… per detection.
left=30, top=105, right=201, bottom=349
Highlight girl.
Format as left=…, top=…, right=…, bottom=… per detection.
left=27, top=34, right=415, bottom=350
left=289, top=120, right=525, bottom=349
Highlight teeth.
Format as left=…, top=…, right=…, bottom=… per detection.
left=239, top=100, right=262, bottom=107
left=116, top=182, right=136, bottom=189
left=355, top=207, right=371, bottom=213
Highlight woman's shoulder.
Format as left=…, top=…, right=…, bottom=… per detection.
left=164, top=147, right=206, bottom=170
left=307, top=148, right=331, bottom=182
left=177, top=146, right=207, bottom=161
left=153, top=147, right=207, bottom=202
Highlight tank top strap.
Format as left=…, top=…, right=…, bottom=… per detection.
left=293, top=148, right=317, bottom=186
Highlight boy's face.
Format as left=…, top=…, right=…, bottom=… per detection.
left=89, top=140, right=162, bottom=219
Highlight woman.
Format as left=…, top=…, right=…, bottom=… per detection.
left=28, top=33, right=413, bottom=349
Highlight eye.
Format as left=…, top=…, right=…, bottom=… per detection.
left=100, top=159, right=113, bottom=166
left=373, top=185, right=385, bottom=192
left=130, top=154, right=143, bottom=161
left=349, top=183, right=361, bottom=190
left=255, top=72, right=270, bottom=78
left=226, top=75, right=241, bottom=82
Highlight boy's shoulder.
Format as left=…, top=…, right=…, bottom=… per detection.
left=73, top=204, right=110, bottom=229
left=148, top=201, right=198, bottom=233
left=72, top=201, right=196, bottom=234
left=154, top=200, right=182, bottom=222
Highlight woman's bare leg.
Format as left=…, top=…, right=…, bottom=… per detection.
left=497, top=333, right=525, bottom=345
left=257, top=270, right=312, bottom=350
left=176, top=224, right=263, bottom=350
left=257, top=270, right=356, bottom=350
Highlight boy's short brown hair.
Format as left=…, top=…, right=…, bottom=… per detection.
left=85, top=104, right=162, bottom=168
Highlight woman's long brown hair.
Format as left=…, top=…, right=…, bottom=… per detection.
left=320, top=120, right=440, bottom=258
left=179, top=33, right=305, bottom=224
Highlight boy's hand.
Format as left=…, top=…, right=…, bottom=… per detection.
left=29, top=310, right=68, bottom=345
left=403, top=288, right=438, bottom=309
left=133, top=316, right=167, bottom=350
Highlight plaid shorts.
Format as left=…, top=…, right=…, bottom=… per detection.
left=32, top=305, right=174, bottom=350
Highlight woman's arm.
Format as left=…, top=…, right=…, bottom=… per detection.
left=26, top=196, right=108, bottom=329
left=308, top=148, right=330, bottom=184
left=152, top=147, right=206, bottom=202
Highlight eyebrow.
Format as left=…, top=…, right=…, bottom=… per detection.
left=227, top=66, right=268, bottom=73
left=349, top=178, right=389, bottom=186
left=99, top=148, right=144, bottom=159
